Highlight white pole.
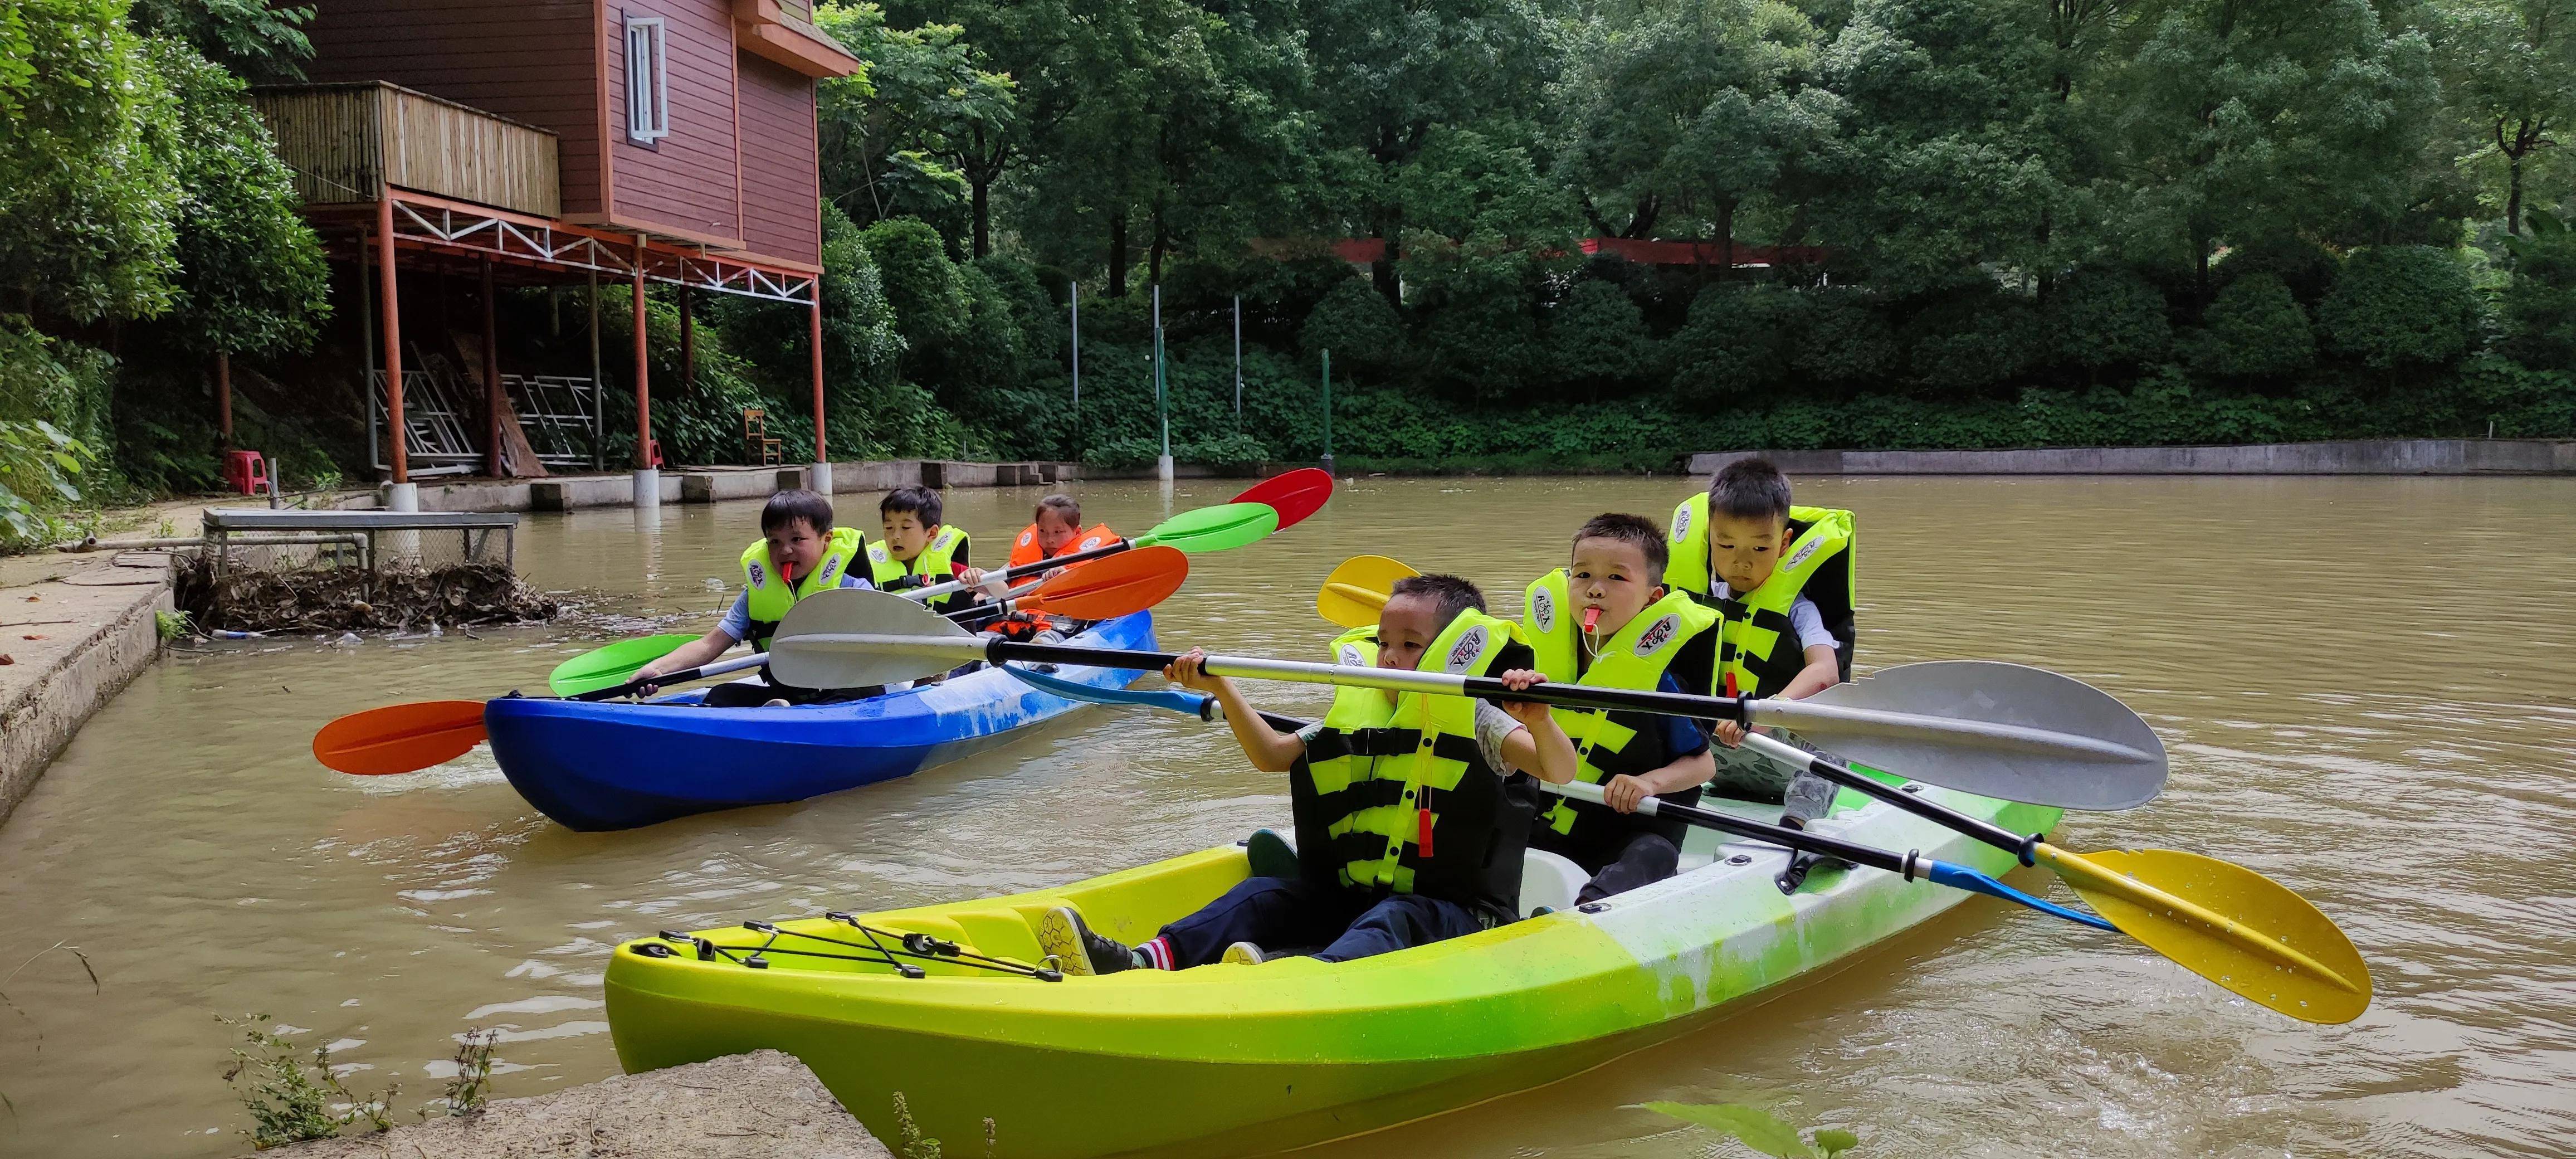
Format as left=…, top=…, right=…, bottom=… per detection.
left=1154, top=284, right=1173, bottom=482
left=1233, top=295, right=1242, bottom=416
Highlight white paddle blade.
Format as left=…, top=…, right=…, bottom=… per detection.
left=770, top=589, right=981, bottom=689
left=1778, top=660, right=2168, bottom=810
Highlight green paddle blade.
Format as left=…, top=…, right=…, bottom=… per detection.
left=549, top=634, right=699, bottom=696
left=1131, top=502, right=1280, bottom=554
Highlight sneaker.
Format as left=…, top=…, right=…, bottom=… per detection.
left=1221, top=941, right=1267, bottom=966
left=1035, top=905, right=1134, bottom=976
left=1244, top=828, right=1298, bottom=879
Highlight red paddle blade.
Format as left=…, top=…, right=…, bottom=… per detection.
left=313, top=700, right=489, bottom=775
left=1018, top=546, right=1188, bottom=619
left=1230, top=468, right=1333, bottom=532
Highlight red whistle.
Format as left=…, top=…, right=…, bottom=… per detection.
left=1581, top=606, right=1602, bottom=634
left=1417, top=807, right=1434, bottom=859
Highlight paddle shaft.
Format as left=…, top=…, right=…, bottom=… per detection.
left=891, top=535, right=1148, bottom=603
left=1735, top=731, right=2036, bottom=859
left=574, top=652, right=768, bottom=700
left=791, top=634, right=2141, bottom=767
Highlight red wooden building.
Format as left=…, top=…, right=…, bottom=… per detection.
left=255, top=0, right=857, bottom=502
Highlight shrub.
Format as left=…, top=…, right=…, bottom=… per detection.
left=2501, top=222, right=2576, bottom=371
left=1544, top=279, right=1659, bottom=396
left=2185, top=274, right=2315, bottom=379
left=2045, top=267, right=2171, bottom=371
left=1670, top=283, right=1802, bottom=402
left=1904, top=289, right=2042, bottom=392
left=2317, top=246, right=2480, bottom=369
left=2218, top=235, right=2341, bottom=305
left=1299, top=278, right=1408, bottom=374
left=858, top=217, right=970, bottom=359
left=1792, top=288, right=1900, bottom=385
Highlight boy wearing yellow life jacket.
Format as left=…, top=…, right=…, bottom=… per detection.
left=1036, top=575, right=1579, bottom=972
left=867, top=485, right=972, bottom=615
left=633, top=489, right=874, bottom=707
left=1667, top=457, right=1848, bottom=848
left=1504, top=513, right=1719, bottom=903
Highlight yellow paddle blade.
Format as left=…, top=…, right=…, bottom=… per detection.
left=1317, top=554, right=1417, bottom=627
left=2037, top=844, right=2371, bottom=1024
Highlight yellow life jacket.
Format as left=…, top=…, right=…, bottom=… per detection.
left=1287, top=611, right=1537, bottom=922
left=737, top=526, right=863, bottom=653
left=1666, top=494, right=1856, bottom=695
left=866, top=525, right=969, bottom=608
left=1521, top=571, right=1717, bottom=844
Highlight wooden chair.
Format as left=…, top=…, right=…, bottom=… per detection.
left=743, top=408, right=783, bottom=466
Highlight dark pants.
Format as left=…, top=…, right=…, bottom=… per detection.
left=1573, top=832, right=1679, bottom=904
left=1156, top=876, right=1489, bottom=966
left=1531, top=825, right=1682, bottom=905
left=701, top=680, right=876, bottom=707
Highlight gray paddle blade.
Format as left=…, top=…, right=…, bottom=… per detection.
left=1785, top=660, right=2168, bottom=811
left=769, top=588, right=982, bottom=689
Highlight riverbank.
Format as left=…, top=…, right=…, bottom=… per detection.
left=1688, top=437, right=2576, bottom=476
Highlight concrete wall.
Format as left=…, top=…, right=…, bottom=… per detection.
left=388, top=460, right=1083, bottom=514
left=0, top=559, right=170, bottom=825
left=1686, top=439, right=2576, bottom=478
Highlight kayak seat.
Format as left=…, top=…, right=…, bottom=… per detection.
left=1518, top=849, right=1589, bottom=919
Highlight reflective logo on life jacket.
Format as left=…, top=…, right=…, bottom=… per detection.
left=1671, top=503, right=1691, bottom=543
left=1531, top=586, right=1555, bottom=635
left=1633, top=613, right=1678, bottom=657
left=747, top=561, right=766, bottom=588
left=1080, top=535, right=1106, bottom=551
left=1784, top=535, right=1822, bottom=572
left=1340, top=643, right=1365, bottom=667
left=1445, top=625, right=1489, bottom=673
left=817, top=556, right=839, bottom=584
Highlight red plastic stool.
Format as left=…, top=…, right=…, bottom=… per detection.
left=222, top=450, right=272, bottom=496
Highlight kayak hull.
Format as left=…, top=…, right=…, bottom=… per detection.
left=606, top=775, right=2062, bottom=1156
left=485, top=611, right=1155, bottom=831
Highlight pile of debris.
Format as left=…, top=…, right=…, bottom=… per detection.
left=173, top=556, right=559, bottom=633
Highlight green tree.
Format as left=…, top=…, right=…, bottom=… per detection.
left=126, top=0, right=313, bottom=81
left=0, top=0, right=181, bottom=324
left=2501, top=213, right=2576, bottom=368
left=1300, top=277, right=1409, bottom=374
left=148, top=36, right=331, bottom=358
left=816, top=3, right=1014, bottom=242
left=2441, top=0, right=2575, bottom=235
left=2043, top=266, right=2171, bottom=371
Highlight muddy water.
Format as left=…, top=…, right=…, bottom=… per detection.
left=0, top=476, right=2570, bottom=1158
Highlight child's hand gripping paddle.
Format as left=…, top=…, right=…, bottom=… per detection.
left=312, top=551, right=1189, bottom=777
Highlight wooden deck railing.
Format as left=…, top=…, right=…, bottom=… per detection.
left=251, top=82, right=561, bottom=218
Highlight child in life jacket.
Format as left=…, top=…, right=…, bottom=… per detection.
left=1035, top=575, right=1579, bottom=971
left=867, top=485, right=972, bottom=615
left=958, top=493, right=1118, bottom=642
left=1502, top=513, right=1719, bottom=903
left=632, top=489, right=874, bottom=707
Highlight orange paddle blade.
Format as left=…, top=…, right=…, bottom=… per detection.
left=313, top=700, right=489, bottom=775
left=1017, top=546, right=1188, bottom=619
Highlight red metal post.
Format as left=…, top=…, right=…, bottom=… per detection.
left=481, top=256, right=502, bottom=476
left=376, top=198, right=408, bottom=484
left=214, top=350, right=233, bottom=448
left=632, top=237, right=652, bottom=467
left=809, top=295, right=826, bottom=463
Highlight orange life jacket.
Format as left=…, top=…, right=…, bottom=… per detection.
left=993, top=522, right=1120, bottom=634
left=1006, top=523, right=1119, bottom=569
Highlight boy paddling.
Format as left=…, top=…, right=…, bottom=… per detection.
left=1506, top=514, right=1720, bottom=902
left=1036, top=575, right=1579, bottom=972
left=634, top=489, right=874, bottom=707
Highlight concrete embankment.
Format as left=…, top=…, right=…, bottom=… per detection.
left=1689, top=437, right=2576, bottom=476
left=264, top=1051, right=890, bottom=1158
left=367, top=458, right=1083, bottom=514
left=0, top=549, right=172, bottom=825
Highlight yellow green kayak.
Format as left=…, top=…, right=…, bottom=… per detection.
left=606, top=783, right=2060, bottom=1158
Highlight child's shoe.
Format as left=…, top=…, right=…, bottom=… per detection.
left=1035, top=906, right=1136, bottom=976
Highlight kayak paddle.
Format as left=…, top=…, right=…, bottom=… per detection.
left=1731, top=728, right=2370, bottom=1024
left=1316, top=555, right=1416, bottom=628
left=766, top=591, right=2168, bottom=810
left=992, top=664, right=2362, bottom=1026
left=549, top=633, right=700, bottom=697
left=945, top=546, right=1188, bottom=622
left=313, top=553, right=1189, bottom=777
left=1229, top=468, right=1334, bottom=530
left=895, top=501, right=1279, bottom=603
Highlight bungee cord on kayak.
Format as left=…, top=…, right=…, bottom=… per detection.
left=637, top=919, right=1067, bottom=982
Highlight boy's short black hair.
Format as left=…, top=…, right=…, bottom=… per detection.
left=880, top=485, right=944, bottom=527
left=1572, top=513, right=1668, bottom=583
left=1035, top=493, right=1081, bottom=525
left=761, top=489, right=835, bottom=535
left=1389, top=573, right=1485, bottom=627
left=1709, top=457, right=1793, bottom=522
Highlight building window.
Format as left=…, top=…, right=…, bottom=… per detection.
left=626, top=16, right=668, bottom=144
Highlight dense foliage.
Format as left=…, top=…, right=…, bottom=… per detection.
left=6, top=0, right=2574, bottom=538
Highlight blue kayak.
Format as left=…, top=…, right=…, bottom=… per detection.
left=485, top=611, right=1157, bottom=831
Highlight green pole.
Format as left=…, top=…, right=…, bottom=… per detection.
left=1319, top=348, right=1334, bottom=476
